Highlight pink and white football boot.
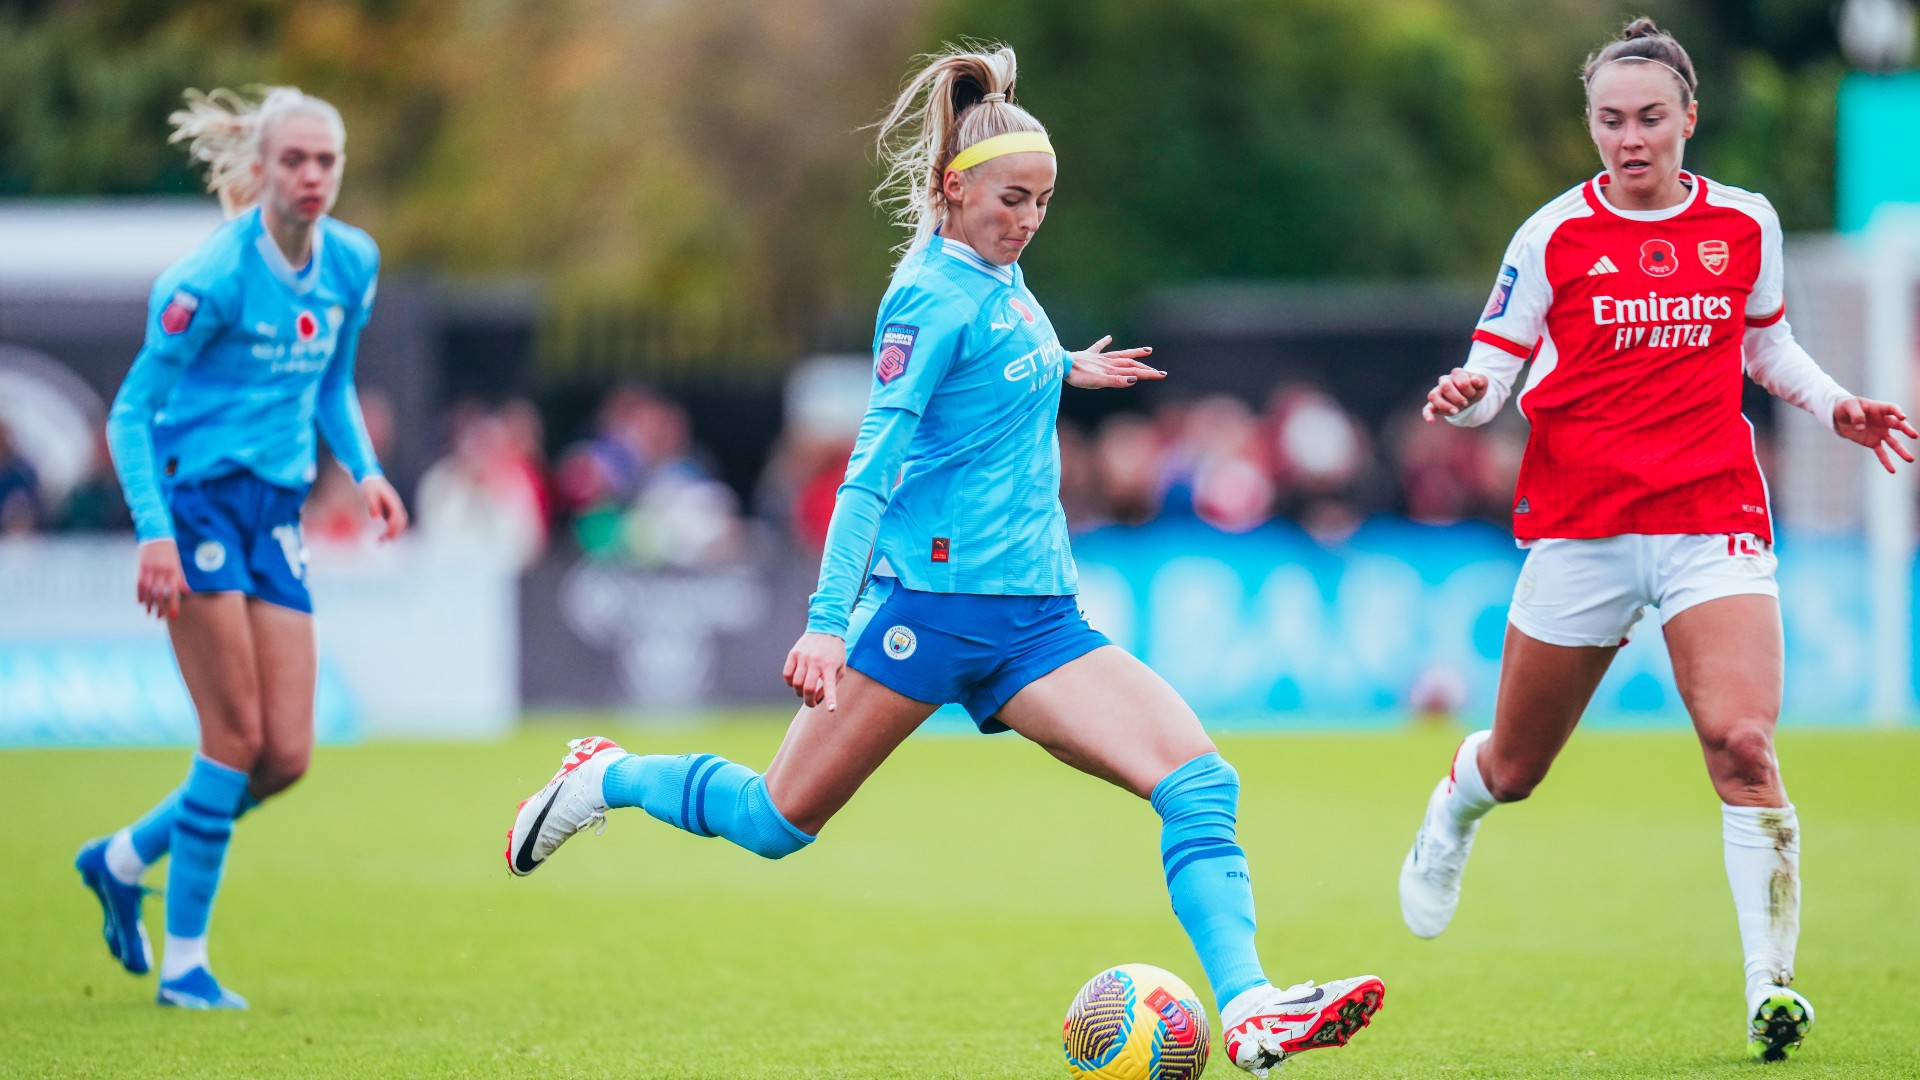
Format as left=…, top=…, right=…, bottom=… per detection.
left=505, top=737, right=629, bottom=876
left=1222, top=975, right=1386, bottom=1076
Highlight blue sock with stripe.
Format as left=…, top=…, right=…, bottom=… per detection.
left=128, top=785, right=260, bottom=865
left=601, top=754, right=814, bottom=860
left=165, top=756, right=250, bottom=945
left=130, top=784, right=186, bottom=864
left=1153, top=752, right=1268, bottom=1010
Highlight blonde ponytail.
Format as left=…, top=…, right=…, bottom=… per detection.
left=873, top=44, right=1048, bottom=251
left=168, top=86, right=347, bottom=216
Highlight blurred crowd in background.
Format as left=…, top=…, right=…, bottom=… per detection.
left=0, top=375, right=1552, bottom=569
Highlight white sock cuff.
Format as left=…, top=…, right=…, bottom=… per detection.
left=104, top=828, right=146, bottom=886
left=1722, top=803, right=1798, bottom=852
left=160, top=934, right=209, bottom=982
left=1449, top=729, right=1495, bottom=805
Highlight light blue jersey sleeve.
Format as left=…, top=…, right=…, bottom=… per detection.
left=314, top=268, right=383, bottom=481
left=106, top=272, right=236, bottom=541
left=804, top=284, right=968, bottom=636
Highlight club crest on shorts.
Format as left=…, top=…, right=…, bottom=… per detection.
left=1640, top=238, right=1678, bottom=277
left=194, top=540, right=227, bottom=573
left=1698, top=239, right=1730, bottom=275
left=882, top=625, right=917, bottom=660
left=876, top=324, right=917, bottom=385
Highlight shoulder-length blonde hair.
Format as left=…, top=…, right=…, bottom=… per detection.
left=872, top=44, right=1048, bottom=252
left=168, top=86, right=347, bottom=217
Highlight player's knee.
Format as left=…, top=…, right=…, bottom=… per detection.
left=1149, top=752, right=1239, bottom=821
left=1707, top=723, right=1778, bottom=794
left=744, top=776, right=816, bottom=860
left=251, top=747, right=310, bottom=798
left=1482, top=757, right=1545, bottom=803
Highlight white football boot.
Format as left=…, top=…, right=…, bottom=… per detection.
left=1746, top=985, right=1814, bottom=1062
left=506, top=737, right=629, bottom=876
left=1398, top=775, right=1479, bottom=938
left=1222, top=975, right=1385, bottom=1076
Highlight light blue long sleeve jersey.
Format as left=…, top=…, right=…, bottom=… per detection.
left=107, top=207, right=383, bottom=541
left=806, top=234, right=1079, bottom=637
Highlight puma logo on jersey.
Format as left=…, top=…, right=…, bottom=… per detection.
left=1586, top=256, right=1620, bottom=276
left=990, top=319, right=1016, bottom=332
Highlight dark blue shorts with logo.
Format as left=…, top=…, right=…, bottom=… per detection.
left=844, top=577, right=1110, bottom=733
left=169, top=472, right=313, bottom=613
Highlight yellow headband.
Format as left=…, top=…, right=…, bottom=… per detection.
left=946, top=131, right=1055, bottom=175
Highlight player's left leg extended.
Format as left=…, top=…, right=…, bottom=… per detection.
left=507, top=669, right=935, bottom=875
left=1664, top=593, right=1810, bottom=1061
left=78, top=600, right=308, bottom=975
left=997, top=646, right=1383, bottom=1078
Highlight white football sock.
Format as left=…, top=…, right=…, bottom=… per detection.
left=1723, top=803, right=1800, bottom=1000
left=1437, top=729, right=1497, bottom=832
left=104, top=828, right=146, bottom=886
left=161, top=934, right=209, bottom=982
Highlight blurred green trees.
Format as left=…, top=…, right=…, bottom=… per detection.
left=0, top=0, right=1869, bottom=360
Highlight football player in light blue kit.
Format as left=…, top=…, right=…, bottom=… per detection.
left=506, top=45, right=1383, bottom=1074
left=74, top=86, right=408, bottom=1010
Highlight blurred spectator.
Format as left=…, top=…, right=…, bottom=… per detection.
left=1264, top=384, right=1377, bottom=544
left=416, top=401, right=549, bottom=568
left=50, top=426, right=131, bottom=532
left=756, top=429, right=853, bottom=551
left=304, top=389, right=399, bottom=545
left=558, top=385, right=743, bottom=568
left=0, top=419, right=43, bottom=535
left=1056, top=420, right=1105, bottom=533
left=1093, top=412, right=1165, bottom=526
left=499, top=398, right=554, bottom=529
left=1388, top=404, right=1523, bottom=525
left=1160, top=395, right=1275, bottom=533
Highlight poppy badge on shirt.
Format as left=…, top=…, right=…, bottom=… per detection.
left=877, top=323, right=917, bottom=385
left=1640, top=238, right=1678, bottom=277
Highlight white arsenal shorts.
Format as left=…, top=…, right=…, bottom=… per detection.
left=1507, top=533, right=1779, bottom=648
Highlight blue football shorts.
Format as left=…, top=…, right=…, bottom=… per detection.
left=844, top=577, right=1111, bottom=733
left=168, top=472, right=313, bottom=614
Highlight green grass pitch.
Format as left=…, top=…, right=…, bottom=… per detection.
left=4, top=719, right=1917, bottom=1078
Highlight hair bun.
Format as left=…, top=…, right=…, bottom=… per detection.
left=1621, top=17, right=1664, bottom=40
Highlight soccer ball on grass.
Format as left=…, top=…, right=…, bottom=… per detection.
left=1063, top=964, right=1210, bottom=1079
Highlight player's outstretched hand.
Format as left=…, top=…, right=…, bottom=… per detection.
left=361, top=475, right=410, bottom=541
left=136, top=538, right=189, bottom=620
left=1833, top=397, right=1920, bottom=474
left=1423, top=367, right=1490, bottom=422
left=783, top=632, right=847, bottom=711
left=1067, top=336, right=1164, bottom=390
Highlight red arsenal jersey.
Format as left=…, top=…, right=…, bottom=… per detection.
left=1459, top=172, right=1787, bottom=543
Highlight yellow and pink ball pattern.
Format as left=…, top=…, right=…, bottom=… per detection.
left=1063, top=964, right=1210, bottom=1080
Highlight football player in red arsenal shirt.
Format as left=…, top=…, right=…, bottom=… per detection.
left=1396, top=17, right=1916, bottom=1063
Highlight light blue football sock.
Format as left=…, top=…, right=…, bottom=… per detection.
left=165, top=755, right=250, bottom=941
left=130, top=784, right=186, bottom=864
left=602, top=754, right=814, bottom=860
left=130, top=783, right=262, bottom=865
left=1153, top=752, right=1268, bottom=1011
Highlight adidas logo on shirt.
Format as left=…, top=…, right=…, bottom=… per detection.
left=1587, top=256, right=1620, bottom=276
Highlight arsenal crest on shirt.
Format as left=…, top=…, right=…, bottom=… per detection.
left=1697, top=240, right=1730, bottom=276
